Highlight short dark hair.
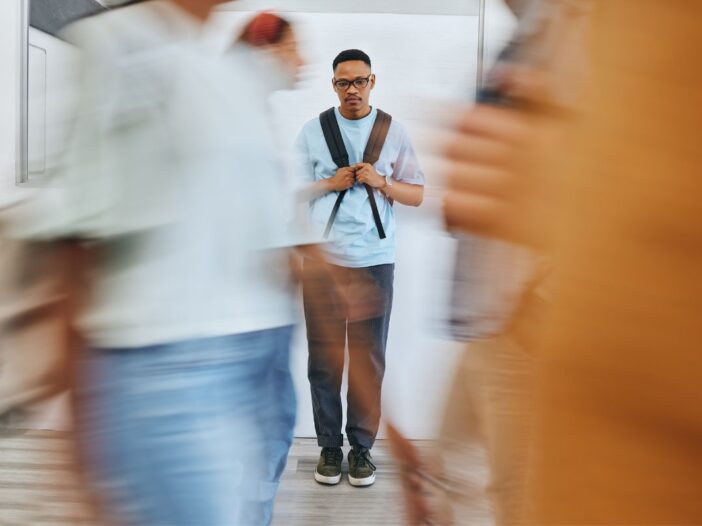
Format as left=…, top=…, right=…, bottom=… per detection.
left=333, top=49, right=371, bottom=71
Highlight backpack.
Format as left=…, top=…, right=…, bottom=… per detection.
left=318, top=108, right=392, bottom=239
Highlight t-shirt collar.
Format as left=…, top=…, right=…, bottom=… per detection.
left=334, top=106, right=377, bottom=126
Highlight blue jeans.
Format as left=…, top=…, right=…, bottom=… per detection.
left=74, top=326, right=295, bottom=526
left=302, top=262, right=394, bottom=449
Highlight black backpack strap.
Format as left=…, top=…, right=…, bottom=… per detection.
left=363, top=109, right=392, bottom=165
left=319, top=108, right=392, bottom=240
left=324, top=192, right=347, bottom=239
left=320, top=108, right=349, bottom=239
left=320, top=108, right=349, bottom=169
left=361, top=110, right=392, bottom=239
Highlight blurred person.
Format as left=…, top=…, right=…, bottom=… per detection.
left=2, top=0, right=314, bottom=524
left=389, top=1, right=591, bottom=524
left=438, top=1, right=702, bottom=524
left=295, top=49, right=425, bottom=487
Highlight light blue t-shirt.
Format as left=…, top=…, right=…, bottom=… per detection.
left=295, top=107, right=424, bottom=268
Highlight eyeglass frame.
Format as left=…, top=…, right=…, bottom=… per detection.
left=332, top=74, right=374, bottom=91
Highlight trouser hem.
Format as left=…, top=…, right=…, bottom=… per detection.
left=348, top=436, right=375, bottom=450
left=317, top=435, right=344, bottom=448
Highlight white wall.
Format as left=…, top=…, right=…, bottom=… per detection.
left=0, top=0, right=28, bottom=209
left=0, top=4, right=80, bottom=205
left=26, top=27, right=81, bottom=184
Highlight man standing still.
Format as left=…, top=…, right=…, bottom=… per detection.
left=296, top=49, right=424, bottom=487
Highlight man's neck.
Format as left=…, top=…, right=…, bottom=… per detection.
left=168, top=0, right=213, bottom=23
left=339, top=105, right=372, bottom=120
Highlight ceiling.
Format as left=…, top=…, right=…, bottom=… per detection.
left=29, top=0, right=482, bottom=37
left=29, top=0, right=106, bottom=35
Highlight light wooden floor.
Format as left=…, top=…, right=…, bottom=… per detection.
left=0, top=430, right=490, bottom=525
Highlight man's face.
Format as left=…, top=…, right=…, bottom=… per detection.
left=333, top=60, right=375, bottom=114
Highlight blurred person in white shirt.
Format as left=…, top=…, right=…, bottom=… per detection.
left=4, top=1, right=312, bottom=524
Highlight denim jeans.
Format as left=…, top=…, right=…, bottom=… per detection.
left=302, top=262, right=394, bottom=449
left=74, top=326, right=295, bottom=526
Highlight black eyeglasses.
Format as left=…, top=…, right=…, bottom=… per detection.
left=333, top=75, right=373, bottom=90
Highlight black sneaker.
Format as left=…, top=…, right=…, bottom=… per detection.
left=348, top=445, right=376, bottom=487
left=314, top=447, right=343, bottom=485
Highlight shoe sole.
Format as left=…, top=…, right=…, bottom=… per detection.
left=348, top=472, right=376, bottom=487
left=314, top=469, right=341, bottom=485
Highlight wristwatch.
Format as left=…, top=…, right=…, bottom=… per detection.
left=384, top=175, right=394, bottom=189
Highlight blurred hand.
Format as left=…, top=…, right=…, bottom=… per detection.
left=386, top=422, right=435, bottom=525
left=442, top=69, right=553, bottom=246
left=353, top=163, right=385, bottom=188
left=326, top=167, right=356, bottom=192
